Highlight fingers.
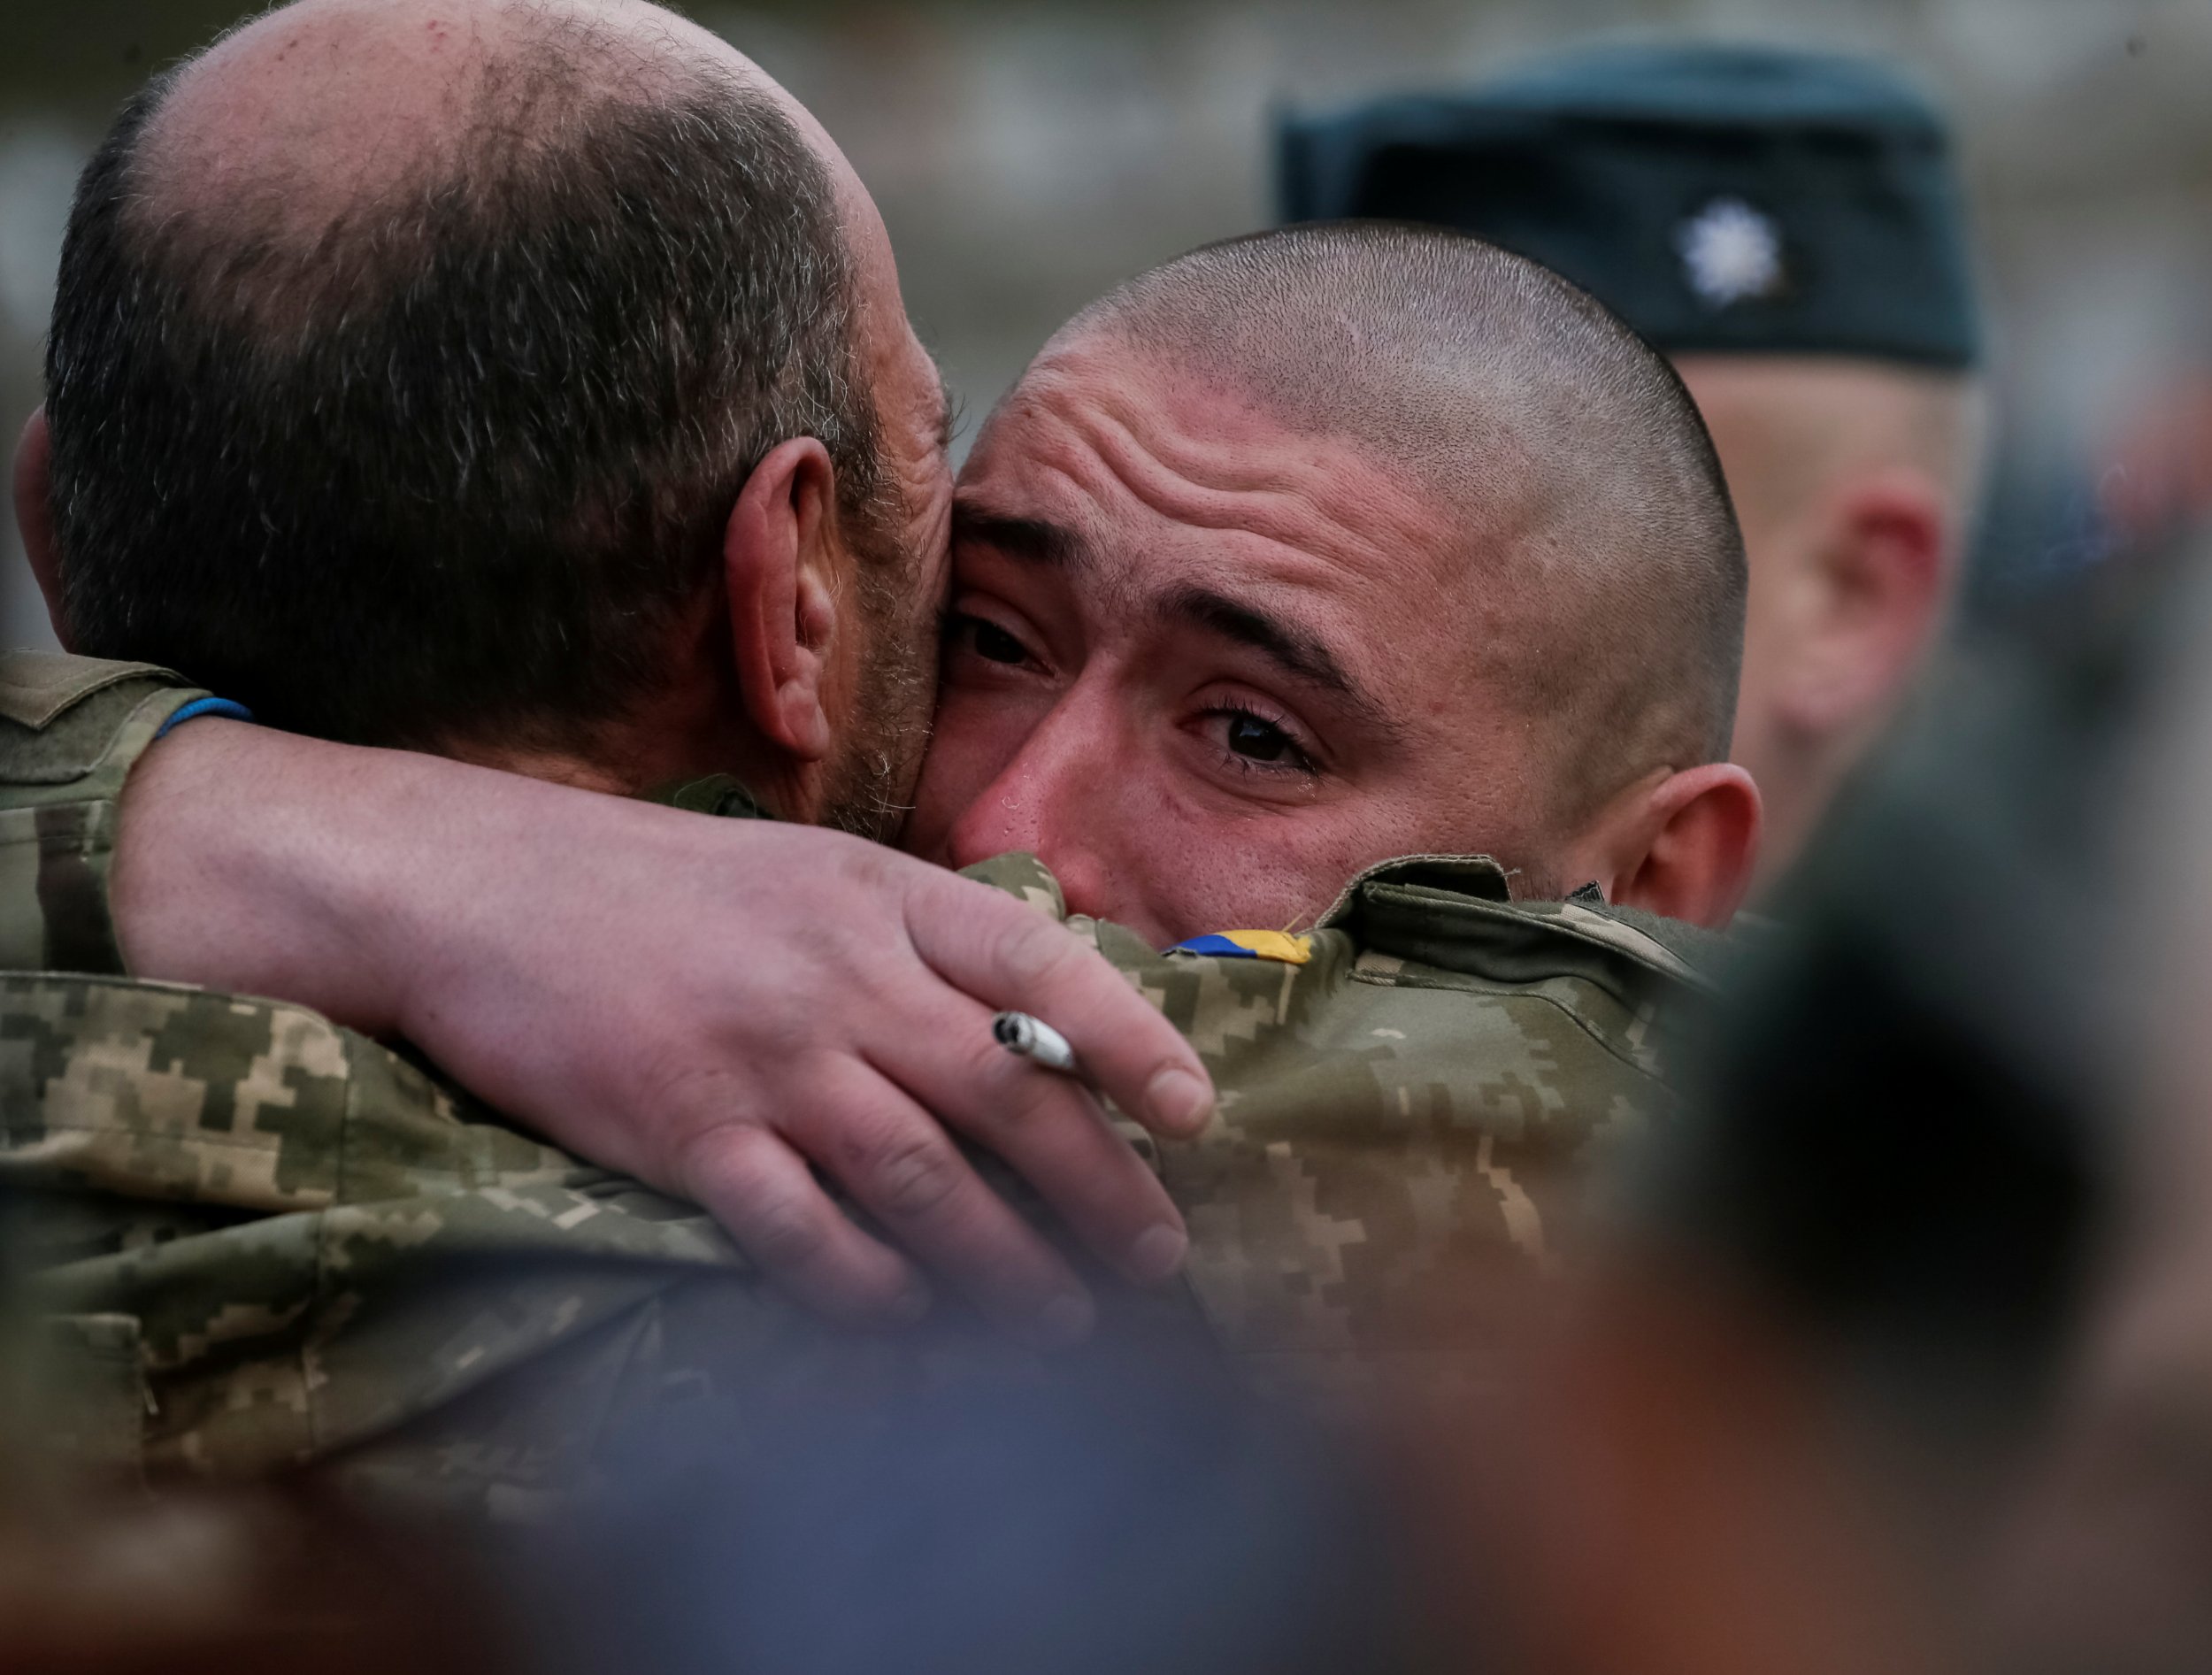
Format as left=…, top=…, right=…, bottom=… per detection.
left=903, top=872, right=1217, bottom=1141
left=674, top=1122, right=929, bottom=1329
left=798, top=1057, right=1100, bottom=1348
left=867, top=995, right=1190, bottom=1288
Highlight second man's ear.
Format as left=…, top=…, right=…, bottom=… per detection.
left=1602, top=762, right=1763, bottom=930
left=1783, top=469, right=1950, bottom=740
left=12, top=408, right=72, bottom=649
left=722, top=436, right=842, bottom=763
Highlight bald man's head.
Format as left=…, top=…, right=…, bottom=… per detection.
left=1062, top=225, right=1747, bottom=819
left=43, top=0, right=891, bottom=755
left=147, top=0, right=713, bottom=253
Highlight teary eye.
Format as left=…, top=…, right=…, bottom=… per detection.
left=1202, top=702, right=1317, bottom=777
left=1225, top=711, right=1293, bottom=762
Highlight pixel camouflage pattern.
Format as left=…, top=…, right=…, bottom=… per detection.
left=0, top=655, right=1715, bottom=1503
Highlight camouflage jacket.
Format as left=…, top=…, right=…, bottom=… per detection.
left=0, top=654, right=1721, bottom=1505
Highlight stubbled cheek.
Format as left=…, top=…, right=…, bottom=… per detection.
left=1243, top=823, right=1417, bottom=929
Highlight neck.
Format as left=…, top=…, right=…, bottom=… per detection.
left=443, top=662, right=820, bottom=818
left=1749, top=697, right=1914, bottom=897
left=1745, top=741, right=1829, bottom=898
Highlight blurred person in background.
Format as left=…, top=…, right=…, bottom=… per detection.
left=1979, top=542, right=2212, bottom=1675
left=2091, top=373, right=2212, bottom=557
left=1282, top=43, right=1988, bottom=891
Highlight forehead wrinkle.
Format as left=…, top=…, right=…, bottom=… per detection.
left=1027, top=367, right=1456, bottom=588
left=971, top=364, right=1502, bottom=719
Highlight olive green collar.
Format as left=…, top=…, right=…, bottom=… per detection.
left=1318, top=853, right=1727, bottom=994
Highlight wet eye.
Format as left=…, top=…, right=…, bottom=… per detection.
left=1203, top=703, right=1317, bottom=778
left=1225, top=711, right=1293, bottom=763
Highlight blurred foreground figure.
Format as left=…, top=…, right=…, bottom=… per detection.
left=1457, top=643, right=2121, bottom=1675
left=518, top=1356, right=1422, bottom=1675
left=1283, top=45, right=1988, bottom=887
left=6, top=1200, right=1416, bottom=1674
left=0, top=1198, right=517, bottom=1675
left=1984, top=550, right=2212, bottom=1675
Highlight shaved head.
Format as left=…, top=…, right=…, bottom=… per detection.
left=1062, top=225, right=1747, bottom=817
left=45, top=0, right=895, bottom=756
left=915, top=225, right=1761, bottom=941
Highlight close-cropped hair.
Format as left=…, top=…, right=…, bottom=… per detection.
left=45, top=35, right=880, bottom=755
left=1072, top=223, right=1747, bottom=807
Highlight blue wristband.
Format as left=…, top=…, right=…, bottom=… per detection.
left=155, top=696, right=255, bottom=740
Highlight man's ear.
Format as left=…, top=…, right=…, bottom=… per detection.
left=12, top=408, right=71, bottom=649
left=723, top=436, right=841, bottom=763
left=1600, top=762, right=1763, bottom=930
left=1780, top=469, right=1951, bottom=740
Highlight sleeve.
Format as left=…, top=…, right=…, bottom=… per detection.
left=0, top=651, right=209, bottom=974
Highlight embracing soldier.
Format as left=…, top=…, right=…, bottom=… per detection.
left=0, top=0, right=1749, bottom=1501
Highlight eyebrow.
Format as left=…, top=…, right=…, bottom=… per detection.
left=1161, top=585, right=1399, bottom=739
left=952, top=506, right=1399, bottom=738
left=951, top=503, right=1091, bottom=569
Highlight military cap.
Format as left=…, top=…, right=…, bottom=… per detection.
left=1278, top=43, right=1981, bottom=368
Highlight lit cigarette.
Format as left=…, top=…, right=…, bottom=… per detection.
left=993, top=1010, right=1082, bottom=1077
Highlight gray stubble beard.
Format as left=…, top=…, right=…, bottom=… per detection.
left=817, top=528, right=940, bottom=849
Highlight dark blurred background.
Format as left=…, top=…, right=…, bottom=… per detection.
left=1, top=0, right=2205, bottom=642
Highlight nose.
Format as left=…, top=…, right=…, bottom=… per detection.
left=943, top=694, right=1120, bottom=917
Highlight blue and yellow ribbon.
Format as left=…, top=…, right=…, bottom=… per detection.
left=1167, top=930, right=1313, bottom=965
